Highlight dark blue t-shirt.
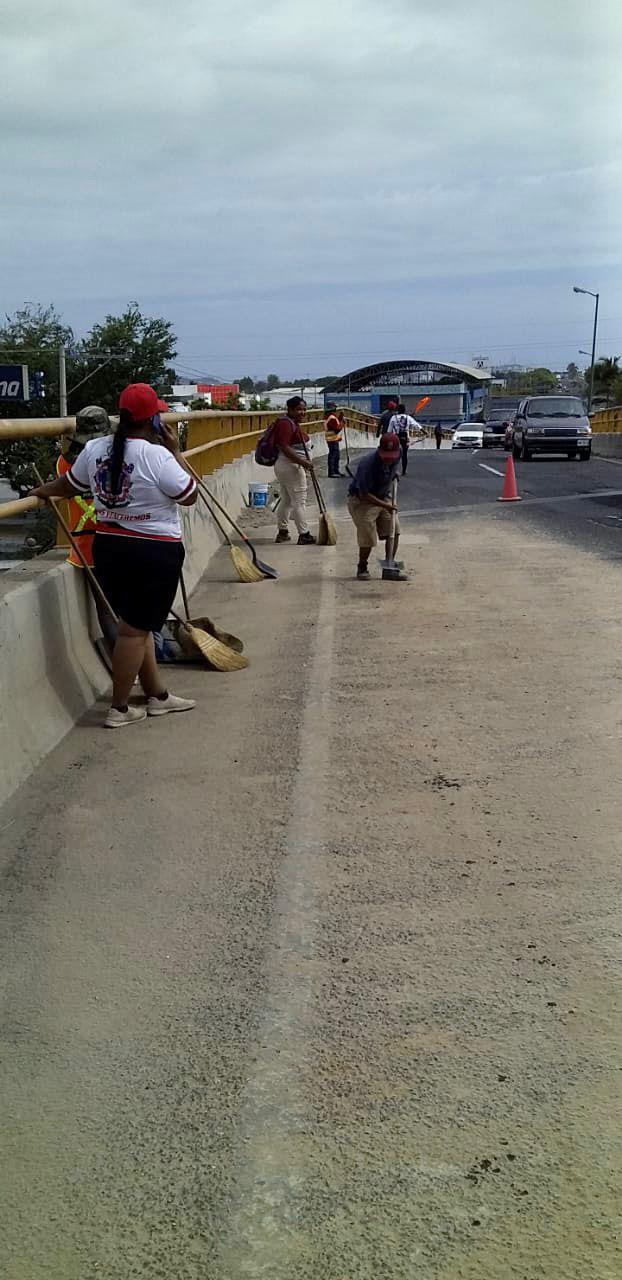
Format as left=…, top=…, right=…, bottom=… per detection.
left=349, top=450, right=400, bottom=499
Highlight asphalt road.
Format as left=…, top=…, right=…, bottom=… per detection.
left=398, top=445, right=622, bottom=562
left=2, top=445, right=622, bottom=1279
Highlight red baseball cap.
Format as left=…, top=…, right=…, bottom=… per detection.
left=387, top=400, right=397, bottom=409
left=118, top=383, right=169, bottom=422
left=378, top=432, right=400, bottom=458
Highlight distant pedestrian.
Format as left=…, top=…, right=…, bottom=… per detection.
left=324, top=402, right=343, bottom=477
left=388, top=403, right=418, bottom=475
left=273, top=396, right=316, bottom=544
left=347, top=433, right=401, bottom=579
left=376, top=400, right=397, bottom=437
left=434, top=422, right=443, bottom=450
left=30, top=383, right=198, bottom=729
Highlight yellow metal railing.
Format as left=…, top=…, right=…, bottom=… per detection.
left=590, top=406, right=622, bottom=434
left=183, top=409, right=323, bottom=475
left=0, top=407, right=377, bottom=545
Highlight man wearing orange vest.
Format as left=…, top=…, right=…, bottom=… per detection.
left=324, top=402, right=344, bottom=477
left=57, top=405, right=110, bottom=567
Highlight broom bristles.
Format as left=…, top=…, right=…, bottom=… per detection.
left=318, top=513, right=337, bottom=546
left=184, top=621, right=249, bottom=671
left=230, top=545, right=265, bottom=583
left=172, top=617, right=244, bottom=656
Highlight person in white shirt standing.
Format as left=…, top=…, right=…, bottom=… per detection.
left=388, top=402, right=419, bottom=476
left=30, top=383, right=198, bottom=729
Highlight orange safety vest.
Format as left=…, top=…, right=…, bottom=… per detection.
left=56, top=454, right=96, bottom=568
left=324, top=414, right=342, bottom=443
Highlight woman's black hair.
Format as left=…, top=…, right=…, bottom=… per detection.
left=286, top=395, right=306, bottom=413
left=108, top=407, right=134, bottom=496
left=109, top=408, right=152, bottom=494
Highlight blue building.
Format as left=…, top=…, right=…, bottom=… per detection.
left=324, top=359, right=492, bottom=425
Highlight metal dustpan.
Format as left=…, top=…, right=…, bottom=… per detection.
left=379, top=477, right=408, bottom=581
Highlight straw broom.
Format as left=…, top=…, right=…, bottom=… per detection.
left=186, top=462, right=278, bottom=580
left=168, top=609, right=248, bottom=671
left=191, top=474, right=264, bottom=583
left=32, top=469, right=246, bottom=673
left=177, top=570, right=247, bottom=660
left=303, top=445, right=337, bottom=545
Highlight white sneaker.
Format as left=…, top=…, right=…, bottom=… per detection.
left=104, top=705, right=148, bottom=729
left=147, top=693, right=196, bottom=717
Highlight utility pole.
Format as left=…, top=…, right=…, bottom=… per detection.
left=59, top=345, right=68, bottom=417
left=573, top=287, right=599, bottom=413
left=588, top=293, right=599, bottom=414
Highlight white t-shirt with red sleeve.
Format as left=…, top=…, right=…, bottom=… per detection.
left=67, top=435, right=196, bottom=541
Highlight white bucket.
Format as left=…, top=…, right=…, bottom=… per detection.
left=249, top=482, right=269, bottom=508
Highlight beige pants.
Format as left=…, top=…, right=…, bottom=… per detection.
left=347, top=495, right=400, bottom=547
left=275, top=453, right=310, bottom=534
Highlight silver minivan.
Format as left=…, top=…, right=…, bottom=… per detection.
left=512, top=396, right=592, bottom=461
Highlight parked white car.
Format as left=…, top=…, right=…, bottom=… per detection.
left=451, top=424, right=484, bottom=449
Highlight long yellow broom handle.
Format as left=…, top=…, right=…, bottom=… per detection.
left=297, top=435, right=327, bottom=514
left=186, top=462, right=255, bottom=547
left=192, top=481, right=234, bottom=547
left=32, top=467, right=119, bottom=624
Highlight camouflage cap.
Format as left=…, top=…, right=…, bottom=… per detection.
left=74, top=404, right=110, bottom=442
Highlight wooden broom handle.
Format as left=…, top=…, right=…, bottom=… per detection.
left=32, top=467, right=119, bottom=624
left=298, top=434, right=327, bottom=514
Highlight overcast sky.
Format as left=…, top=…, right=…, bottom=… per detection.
left=3, top=0, right=621, bottom=379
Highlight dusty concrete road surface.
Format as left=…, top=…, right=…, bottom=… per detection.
left=2, top=456, right=622, bottom=1279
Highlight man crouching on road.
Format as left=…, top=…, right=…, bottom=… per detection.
left=347, top=433, right=401, bottom=579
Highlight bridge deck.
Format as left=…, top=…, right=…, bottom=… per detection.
left=2, top=451, right=621, bottom=1279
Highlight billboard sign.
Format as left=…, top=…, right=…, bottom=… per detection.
left=0, top=364, right=29, bottom=401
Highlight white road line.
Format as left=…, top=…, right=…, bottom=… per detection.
left=223, top=567, right=336, bottom=1277
left=478, top=462, right=505, bottom=477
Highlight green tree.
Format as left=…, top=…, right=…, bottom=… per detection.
left=611, top=372, right=622, bottom=407
left=237, top=376, right=256, bottom=393
left=503, top=366, right=558, bottom=395
left=563, top=362, right=585, bottom=395
left=0, top=303, right=73, bottom=420
left=589, top=357, right=620, bottom=407
left=266, top=373, right=280, bottom=389
left=72, top=302, right=177, bottom=413
left=0, top=304, right=74, bottom=493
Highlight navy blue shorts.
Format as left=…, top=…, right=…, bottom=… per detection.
left=93, top=534, right=184, bottom=633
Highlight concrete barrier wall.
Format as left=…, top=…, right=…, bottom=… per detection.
left=0, top=428, right=375, bottom=806
left=592, top=434, right=622, bottom=460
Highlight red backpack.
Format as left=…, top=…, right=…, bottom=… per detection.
left=255, top=419, right=281, bottom=467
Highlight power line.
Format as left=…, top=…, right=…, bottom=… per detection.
left=174, top=337, right=622, bottom=364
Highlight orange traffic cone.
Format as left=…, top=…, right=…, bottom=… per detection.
left=498, top=456, right=521, bottom=502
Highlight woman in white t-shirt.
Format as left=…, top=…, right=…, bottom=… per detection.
left=31, top=383, right=198, bottom=729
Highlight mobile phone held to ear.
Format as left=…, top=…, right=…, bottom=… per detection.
left=151, top=413, right=163, bottom=438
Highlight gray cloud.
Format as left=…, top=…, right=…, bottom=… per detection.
left=3, top=0, right=621, bottom=375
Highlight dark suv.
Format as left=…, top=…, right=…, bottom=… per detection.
left=512, top=396, right=592, bottom=461
left=482, top=408, right=511, bottom=448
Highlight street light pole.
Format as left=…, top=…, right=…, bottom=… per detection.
left=573, top=286, right=599, bottom=413
left=588, top=294, right=599, bottom=413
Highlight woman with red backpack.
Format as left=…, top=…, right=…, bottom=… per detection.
left=271, top=396, right=316, bottom=545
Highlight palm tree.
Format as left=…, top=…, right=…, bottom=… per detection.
left=589, top=357, right=620, bottom=407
